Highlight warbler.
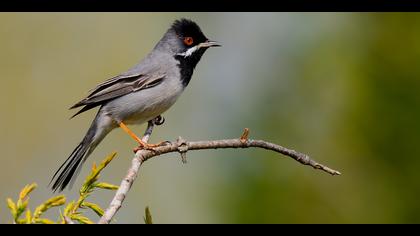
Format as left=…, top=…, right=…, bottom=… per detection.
left=51, top=19, right=220, bottom=192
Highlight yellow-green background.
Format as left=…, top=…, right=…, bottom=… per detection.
left=1, top=13, right=419, bottom=223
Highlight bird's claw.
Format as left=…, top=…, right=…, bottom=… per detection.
left=133, top=140, right=171, bottom=153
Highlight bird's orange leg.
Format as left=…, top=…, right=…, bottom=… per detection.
left=118, top=121, right=167, bottom=151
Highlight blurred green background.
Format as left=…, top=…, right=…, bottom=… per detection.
left=1, top=13, right=419, bottom=223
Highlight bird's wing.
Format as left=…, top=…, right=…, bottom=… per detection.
left=70, top=72, right=165, bottom=118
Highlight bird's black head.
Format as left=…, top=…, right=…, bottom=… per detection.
left=170, top=18, right=220, bottom=64
left=157, top=19, right=220, bottom=86
left=171, top=18, right=208, bottom=48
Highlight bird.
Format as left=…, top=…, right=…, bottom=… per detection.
left=50, top=18, right=220, bottom=192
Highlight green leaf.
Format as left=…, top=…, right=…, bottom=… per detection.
left=25, top=210, right=32, bottom=224
left=16, top=219, right=27, bottom=224
left=82, top=202, right=104, bottom=217
left=7, top=198, right=18, bottom=220
left=71, top=214, right=94, bottom=224
left=34, top=218, right=55, bottom=224
left=94, top=182, right=119, bottom=190
left=15, top=199, right=27, bottom=220
left=33, top=195, right=66, bottom=219
left=81, top=152, right=117, bottom=194
left=144, top=206, right=153, bottom=224
left=17, top=199, right=29, bottom=210
left=96, top=152, right=117, bottom=173
left=19, top=183, right=37, bottom=200
left=63, top=201, right=76, bottom=216
left=7, top=183, right=37, bottom=223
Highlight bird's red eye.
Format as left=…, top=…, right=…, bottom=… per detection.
left=183, top=37, right=194, bottom=46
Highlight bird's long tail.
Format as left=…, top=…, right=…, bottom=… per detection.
left=50, top=113, right=109, bottom=192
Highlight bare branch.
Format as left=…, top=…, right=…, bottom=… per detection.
left=99, top=127, right=340, bottom=224
left=98, top=121, right=155, bottom=224
left=63, top=216, right=75, bottom=224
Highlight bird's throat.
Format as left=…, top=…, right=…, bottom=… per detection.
left=175, top=54, right=202, bottom=87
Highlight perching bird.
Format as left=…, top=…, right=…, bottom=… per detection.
left=50, top=19, right=220, bottom=192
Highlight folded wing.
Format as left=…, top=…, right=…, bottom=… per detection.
left=70, top=72, right=165, bottom=118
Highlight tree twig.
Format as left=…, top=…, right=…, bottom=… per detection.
left=98, top=126, right=340, bottom=224
left=98, top=120, right=155, bottom=224
left=63, top=216, right=75, bottom=224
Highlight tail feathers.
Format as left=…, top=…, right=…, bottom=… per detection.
left=50, top=141, right=90, bottom=193
left=50, top=117, right=100, bottom=192
left=51, top=111, right=112, bottom=192
left=70, top=104, right=97, bottom=119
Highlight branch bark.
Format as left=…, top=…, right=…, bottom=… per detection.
left=98, top=121, right=154, bottom=224
left=63, top=216, right=75, bottom=224
left=98, top=126, right=340, bottom=224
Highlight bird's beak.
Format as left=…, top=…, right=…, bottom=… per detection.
left=177, top=40, right=221, bottom=58
left=198, top=40, right=222, bottom=48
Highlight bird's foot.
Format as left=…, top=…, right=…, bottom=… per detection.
left=133, top=140, right=171, bottom=153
